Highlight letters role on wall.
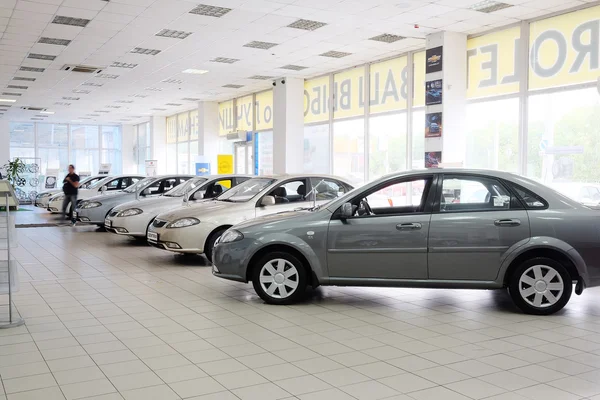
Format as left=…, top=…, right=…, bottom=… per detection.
left=218, top=91, right=273, bottom=135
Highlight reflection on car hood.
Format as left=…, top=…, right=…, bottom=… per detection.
left=235, top=210, right=309, bottom=230
left=155, top=199, right=230, bottom=221
left=86, top=191, right=127, bottom=202
left=113, top=195, right=175, bottom=211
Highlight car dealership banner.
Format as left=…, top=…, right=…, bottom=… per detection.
left=467, top=5, right=600, bottom=98
left=218, top=91, right=273, bottom=136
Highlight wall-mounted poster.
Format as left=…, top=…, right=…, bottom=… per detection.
left=425, top=112, right=443, bottom=138
left=425, top=152, right=442, bottom=168
left=196, top=163, right=211, bottom=176
left=145, top=160, right=157, bottom=177
left=425, top=79, right=443, bottom=105
left=426, top=46, right=443, bottom=73
left=217, top=154, right=234, bottom=174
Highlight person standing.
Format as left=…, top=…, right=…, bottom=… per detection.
left=62, top=164, right=80, bottom=226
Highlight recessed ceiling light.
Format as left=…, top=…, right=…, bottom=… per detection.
left=40, top=111, right=55, bottom=114
left=7, top=85, right=28, bottom=89
left=62, top=96, right=80, bottom=100
left=94, top=110, right=110, bottom=113
left=469, top=0, right=513, bottom=13
left=52, top=15, right=91, bottom=27
left=211, top=57, right=240, bottom=64
left=162, top=78, right=183, bottom=84
left=182, top=69, right=208, bottom=74
left=131, top=47, right=161, bottom=55
left=116, top=100, right=134, bottom=103
left=39, top=37, right=71, bottom=46
left=105, top=105, right=121, bottom=109
left=13, top=77, right=35, bottom=82
left=19, top=66, right=45, bottom=73
left=222, top=84, right=244, bottom=89
left=181, top=97, right=202, bottom=101
left=155, top=29, right=193, bottom=39
left=189, top=4, right=232, bottom=17
left=55, top=102, right=71, bottom=106
left=248, top=75, right=274, bottom=80
left=165, top=103, right=182, bottom=106
left=320, top=50, right=352, bottom=58
left=280, top=64, right=308, bottom=71
left=28, top=53, right=56, bottom=60
left=96, top=74, right=119, bottom=79
left=145, top=87, right=162, bottom=92
left=0, top=99, right=17, bottom=103
left=111, top=62, right=138, bottom=69
left=2, top=92, right=21, bottom=96
left=243, top=41, right=278, bottom=50
left=369, top=33, right=406, bottom=43
left=151, top=108, right=167, bottom=111
left=132, top=94, right=148, bottom=98
left=82, top=82, right=103, bottom=87
left=287, top=19, right=327, bottom=31
left=87, top=114, right=101, bottom=116
left=73, top=89, right=91, bottom=94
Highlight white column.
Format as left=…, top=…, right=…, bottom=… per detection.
left=273, top=77, right=304, bottom=174
left=425, top=32, right=467, bottom=166
left=121, top=124, right=136, bottom=174
left=197, top=101, right=219, bottom=174
left=0, top=120, right=9, bottom=166
left=150, top=116, right=166, bottom=174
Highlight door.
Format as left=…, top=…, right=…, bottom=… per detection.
left=234, top=142, right=253, bottom=174
left=428, top=174, right=530, bottom=281
left=255, top=178, right=312, bottom=218
left=327, top=175, right=434, bottom=280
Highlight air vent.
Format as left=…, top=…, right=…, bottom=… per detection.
left=243, top=41, right=278, bottom=50
left=28, top=53, right=56, bottom=60
left=21, top=106, right=46, bottom=111
left=320, top=51, right=352, bottom=58
left=162, top=78, right=183, bottom=84
left=287, top=19, right=327, bottom=31
left=96, top=74, right=119, bottom=79
left=155, top=29, right=193, bottom=39
left=73, top=89, right=91, bottom=94
left=469, top=0, right=513, bottom=13
left=151, top=108, right=167, bottom=111
left=248, top=75, right=274, bottom=80
left=145, top=87, right=162, bottom=92
left=7, top=85, right=28, bottom=89
left=132, top=94, right=148, bottom=98
left=31, top=118, right=44, bottom=120
left=52, top=15, right=91, bottom=27
left=62, top=65, right=104, bottom=74
left=13, top=77, right=35, bottom=82
left=369, top=34, right=405, bottom=43
left=19, top=66, right=45, bottom=73
left=119, top=119, right=132, bottom=121
left=2, top=92, right=21, bottom=96
left=54, top=102, right=71, bottom=106
left=94, top=110, right=110, bottom=113
left=211, top=57, right=239, bottom=64
left=82, top=82, right=103, bottom=87
left=115, top=100, right=133, bottom=104
left=87, top=114, right=101, bottom=116
left=111, top=62, right=138, bottom=69
left=39, top=37, right=71, bottom=46
left=105, top=105, right=121, bottom=109
left=35, top=114, right=49, bottom=117
left=182, top=97, right=201, bottom=101
left=280, top=64, right=308, bottom=71
left=189, top=4, right=232, bottom=17
left=165, top=103, right=182, bottom=106
left=222, top=84, right=244, bottom=89
left=62, top=96, right=80, bottom=101
left=131, top=47, right=161, bottom=55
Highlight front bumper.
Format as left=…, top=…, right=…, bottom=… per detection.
left=146, top=222, right=215, bottom=253
left=105, top=214, right=149, bottom=237
left=212, top=237, right=260, bottom=283
left=76, top=205, right=109, bottom=224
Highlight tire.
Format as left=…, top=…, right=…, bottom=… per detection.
left=252, top=251, right=307, bottom=305
left=508, top=257, right=572, bottom=315
left=204, top=227, right=227, bottom=263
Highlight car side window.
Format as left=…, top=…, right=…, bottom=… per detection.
left=236, top=177, right=251, bottom=185
left=440, top=176, right=512, bottom=212
left=351, top=178, right=430, bottom=217
left=158, top=178, right=178, bottom=194
left=206, top=180, right=232, bottom=198
left=266, top=179, right=307, bottom=205
left=309, top=178, right=349, bottom=201
left=508, top=184, right=547, bottom=209
left=130, top=177, right=141, bottom=186
left=105, top=179, right=120, bottom=190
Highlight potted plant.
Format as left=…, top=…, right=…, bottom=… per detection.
left=1, top=158, right=25, bottom=210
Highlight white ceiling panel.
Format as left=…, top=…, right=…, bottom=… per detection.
left=15, top=0, right=57, bottom=14
left=55, top=6, right=99, bottom=19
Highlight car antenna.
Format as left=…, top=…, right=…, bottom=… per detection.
left=304, top=179, right=325, bottom=209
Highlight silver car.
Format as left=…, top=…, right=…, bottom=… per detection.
left=212, top=169, right=600, bottom=315
left=76, top=175, right=193, bottom=226
left=35, top=175, right=106, bottom=209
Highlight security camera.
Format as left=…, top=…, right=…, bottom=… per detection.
left=272, top=81, right=276, bottom=87
left=281, top=79, right=285, bottom=84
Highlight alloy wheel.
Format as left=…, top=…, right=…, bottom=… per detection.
left=518, top=264, right=564, bottom=308
left=259, top=258, right=299, bottom=299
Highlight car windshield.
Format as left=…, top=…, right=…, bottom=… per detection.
left=164, top=178, right=207, bottom=197
left=217, top=178, right=276, bottom=202
left=124, top=177, right=155, bottom=193
left=87, top=177, right=112, bottom=190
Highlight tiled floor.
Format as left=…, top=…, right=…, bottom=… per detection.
left=1, top=226, right=600, bottom=400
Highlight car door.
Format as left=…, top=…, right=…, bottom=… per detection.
left=326, top=175, right=435, bottom=280
left=428, top=174, right=530, bottom=281
left=255, top=178, right=312, bottom=218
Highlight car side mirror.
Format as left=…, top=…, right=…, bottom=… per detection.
left=100, top=185, right=107, bottom=194
left=261, top=195, right=276, bottom=207
left=141, top=188, right=151, bottom=196
left=340, top=202, right=353, bottom=219
left=192, top=190, right=206, bottom=200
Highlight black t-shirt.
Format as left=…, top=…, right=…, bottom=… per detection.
left=63, top=173, right=80, bottom=195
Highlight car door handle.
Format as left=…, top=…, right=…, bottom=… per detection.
left=494, top=219, right=521, bottom=227
left=396, top=223, right=422, bottom=230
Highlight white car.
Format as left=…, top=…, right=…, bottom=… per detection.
left=105, top=175, right=250, bottom=237
left=35, top=175, right=106, bottom=209
left=551, top=182, right=600, bottom=207
left=147, top=175, right=354, bottom=261
left=46, top=174, right=144, bottom=213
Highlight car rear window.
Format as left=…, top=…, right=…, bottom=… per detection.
left=508, top=183, right=547, bottom=209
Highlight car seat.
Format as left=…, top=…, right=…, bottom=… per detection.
left=297, top=184, right=306, bottom=200
left=271, top=187, right=289, bottom=204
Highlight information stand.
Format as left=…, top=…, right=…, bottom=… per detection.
left=0, top=180, right=24, bottom=328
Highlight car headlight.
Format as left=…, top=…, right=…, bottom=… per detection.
left=220, top=229, right=244, bottom=243
left=53, top=195, right=64, bottom=201
left=81, top=201, right=102, bottom=209
left=116, top=208, right=143, bottom=217
left=38, top=193, right=52, bottom=199
left=167, top=217, right=200, bottom=229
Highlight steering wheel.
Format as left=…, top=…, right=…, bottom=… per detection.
left=358, top=199, right=373, bottom=216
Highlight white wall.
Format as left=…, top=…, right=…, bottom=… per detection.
left=150, top=116, right=167, bottom=174
left=273, top=77, right=304, bottom=174
left=121, top=124, right=136, bottom=174
left=0, top=120, right=9, bottom=168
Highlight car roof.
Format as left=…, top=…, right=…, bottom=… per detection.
left=249, top=173, right=352, bottom=182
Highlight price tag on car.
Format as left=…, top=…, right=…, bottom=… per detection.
left=147, top=232, right=158, bottom=242
left=104, top=218, right=111, bottom=228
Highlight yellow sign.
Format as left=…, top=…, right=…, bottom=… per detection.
left=217, top=154, right=233, bottom=174
left=467, top=26, right=520, bottom=98
left=304, top=75, right=329, bottom=124
left=189, top=109, right=199, bottom=140
left=333, top=67, right=365, bottom=120
left=218, top=100, right=234, bottom=136
left=369, top=56, right=408, bottom=114
left=166, top=115, right=177, bottom=144
left=236, top=95, right=253, bottom=132
left=177, top=112, right=189, bottom=141
left=255, top=90, right=273, bottom=131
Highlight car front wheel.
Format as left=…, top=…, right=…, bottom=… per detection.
left=252, top=252, right=307, bottom=305
left=508, top=257, right=572, bottom=315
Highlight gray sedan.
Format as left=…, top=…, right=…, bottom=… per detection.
left=76, top=175, right=193, bottom=225
left=212, top=169, right=600, bottom=315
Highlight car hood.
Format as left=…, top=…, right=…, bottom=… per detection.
left=156, top=199, right=236, bottom=221
left=113, top=195, right=177, bottom=211
left=235, top=209, right=311, bottom=230
left=86, top=191, right=128, bottom=203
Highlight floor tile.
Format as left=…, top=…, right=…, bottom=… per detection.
left=6, top=387, right=66, bottom=400
left=232, top=382, right=291, bottom=400
left=196, top=358, right=247, bottom=375
left=255, top=363, right=308, bottom=381
left=415, top=365, right=470, bottom=385
left=53, top=366, right=106, bottom=385
left=169, top=377, right=225, bottom=398
left=298, top=388, right=355, bottom=400
left=445, top=378, right=506, bottom=399
left=276, top=375, right=332, bottom=396
left=314, top=368, right=370, bottom=387
left=378, top=373, right=437, bottom=393
left=213, top=369, right=268, bottom=390
left=339, top=380, right=399, bottom=399
left=478, top=370, right=537, bottom=391
left=516, top=383, right=582, bottom=400
left=0, top=362, right=50, bottom=379
left=352, top=361, right=405, bottom=379
left=409, top=386, right=471, bottom=400
left=154, top=364, right=207, bottom=384
left=109, top=371, right=163, bottom=392
left=3, top=373, right=57, bottom=394
left=61, top=379, right=117, bottom=400
left=121, top=384, right=179, bottom=400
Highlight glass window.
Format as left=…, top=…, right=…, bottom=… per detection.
left=101, top=149, right=122, bottom=175
left=466, top=98, right=519, bottom=173
left=101, top=126, right=121, bottom=149
left=440, top=176, right=512, bottom=212
left=178, top=112, right=189, bottom=142
left=189, top=141, right=198, bottom=175
left=303, top=124, right=330, bottom=174
left=166, top=116, right=177, bottom=144
left=411, top=110, right=425, bottom=169
left=310, top=178, right=349, bottom=201
left=256, top=131, right=273, bottom=175
left=38, top=148, right=68, bottom=176
left=38, top=124, right=68, bottom=147
left=71, top=125, right=99, bottom=148
left=166, top=143, right=177, bottom=174
left=71, top=148, right=100, bottom=175
left=267, top=179, right=307, bottom=204
left=190, top=110, right=199, bottom=140
left=369, top=113, right=407, bottom=180
left=218, top=178, right=276, bottom=202
left=508, top=183, right=547, bottom=209
left=333, top=119, right=364, bottom=186
left=177, top=141, right=189, bottom=175
left=367, top=179, right=429, bottom=210
left=9, top=123, right=35, bottom=147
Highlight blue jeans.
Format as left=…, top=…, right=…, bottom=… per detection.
left=62, top=194, right=77, bottom=223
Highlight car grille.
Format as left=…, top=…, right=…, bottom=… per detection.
left=109, top=211, right=118, bottom=217
left=153, top=219, right=167, bottom=228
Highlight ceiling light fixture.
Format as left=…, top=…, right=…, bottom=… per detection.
left=131, top=47, right=161, bottom=55
left=280, top=64, right=308, bottom=71
left=13, top=77, right=36, bottom=81
left=165, top=103, right=182, bottom=106
left=52, top=15, right=91, bottom=27
left=243, top=41, right=278, bottom=50
left=110, top=62, right=138, bottom=69
left=287, top=19, right=327, bottom=31
left=94, top=110, right=110, bottom=113
left=132, top=94, right=148, bottom=98
left=115, top=100, right=134, bottom=103
left=28, top=53, right=56, bottom=60
left=40, top=111, right=55, bottom=114
left=320, top=50, right=352, bottom=58
left=82, top=82, right=103, bottom=87
left=162, top=78, right=183, bottom=84
left=62, top=96, right=80, bottom=100
left=73, top=89, right=91, bottom=94
left=151, top=108, right=167, bottom=111
left=2, top=92, right=21, bottom=96
left=19, top=66, right=45, bottom=72
left=39, top=37, right=71, bottom=46
left=181, top=97, right=202, bottom=101
left=105, top=105, right=121, bottom=109
left=189, top=4, right=232, bottom=17
left=31, top=118, right=44, bottom=120
left=155, top=29, right=193, bottom=39
left=145, top=87, right=162, bottom=92
left=7, top=85, right=28, bottom=89
left=222, top=84, right=244, bottom=89
left=211, top=57, right=240, bottom=64
left=369, top=33, right=406, bottom=43
left=96, top=74, right=119, bottom=79
left=248, top=75, right=274, bottom=80
left=182, top=69, right=208, bottom=74
left=469, top=0, right=513, bottom=13
left=0, top=99, right=17, bottom=103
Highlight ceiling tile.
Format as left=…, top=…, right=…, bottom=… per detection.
left=15, top=0, right=58, bottom=14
